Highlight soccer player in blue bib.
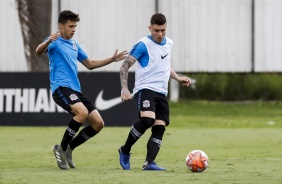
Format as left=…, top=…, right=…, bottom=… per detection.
left=36, top=10, right=127, bottom=170
left=118, top=13, right=191, bottom=170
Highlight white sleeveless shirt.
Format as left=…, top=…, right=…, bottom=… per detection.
left=133, top=36, right=173, bottom=96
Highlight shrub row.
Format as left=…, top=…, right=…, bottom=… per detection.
left=178, top=73, right=282, bottom=100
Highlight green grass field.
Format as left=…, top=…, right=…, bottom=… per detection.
left=1, top=101, right=282, bottom=184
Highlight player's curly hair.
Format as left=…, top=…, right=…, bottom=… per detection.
left=58, top=10, right=80, bottom=24
left=150, top=13, right=166, bottom=25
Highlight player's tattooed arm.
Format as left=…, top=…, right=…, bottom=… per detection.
left=120, top=55, right=136, bottom=88
left=120, top=55, right=136, bottom=101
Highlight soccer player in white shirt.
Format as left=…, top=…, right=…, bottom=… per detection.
left=118, top=13, right=191, bottom=170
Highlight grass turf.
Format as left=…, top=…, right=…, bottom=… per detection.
left=1, top=101, right=282, bottom=184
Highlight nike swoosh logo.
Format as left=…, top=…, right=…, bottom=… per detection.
left=95, top=90, right=133, bottom=111
left=161, top=54, right=168, bottom=59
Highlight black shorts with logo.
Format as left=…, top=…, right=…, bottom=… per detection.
left=134, top=89, right=170, bottom=125
left=52, top=87, right=96, bottom=115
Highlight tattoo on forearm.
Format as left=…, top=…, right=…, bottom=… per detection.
left=120, top=55, right=136, bottom=88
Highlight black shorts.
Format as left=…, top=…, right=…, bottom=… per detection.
left=52, top=87, right=96, bottom=115
left=134, top=89, right=170, bottom=125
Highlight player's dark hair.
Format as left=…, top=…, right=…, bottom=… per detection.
left=150, top=13, right=166, bottom=25
left=58, top=10, right=80, bottom=24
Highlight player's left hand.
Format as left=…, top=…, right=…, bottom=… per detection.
left=179, top=76, right=191, bottom=87
left=112, top=49, right=128, bottom=62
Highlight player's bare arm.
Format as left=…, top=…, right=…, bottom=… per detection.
left=35, top=31, right=59, bottom=55
left=120, top=55, right=136, bottom=101
left=81, top=49, right=127, bottom=70
left=170, top=68, right=191, bottom=87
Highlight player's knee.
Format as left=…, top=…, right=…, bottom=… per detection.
left=88, top=117, right=104, bottom=132
left=130, top=117, right=155, bottom=140
left=135, top=117, right=155, bottom=133
left=75, top=110, right=88, bottom=122
left=134, top=117, right=155, bottom=133
left=87, top=110, right=105, bottom=132
left=141, top=117, right=155, bottom=127
left=75, top=111, right=88, bottom=123
left=151, top=125, right=166, bottom=139
left=95, top=119, right=104, bottom=132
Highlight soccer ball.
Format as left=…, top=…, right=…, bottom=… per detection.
left=186, top=150, right=209, bottom=172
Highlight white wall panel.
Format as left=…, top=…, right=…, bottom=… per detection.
left=255, top=0, right=282, bottom=72
left=159, top=0, right=252, bottom=72
left=0, top=0, right=27, bottom=71
left=2, top=0, right=282, bottom=73
left=59, top=0, right=155, bottom=72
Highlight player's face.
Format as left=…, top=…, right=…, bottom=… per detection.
left=149, top=23, right=167, bottom=43
left=59, top=20, right=77, bottom=40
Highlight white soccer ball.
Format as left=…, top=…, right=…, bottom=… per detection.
left=186, top=150, right=209, bottom=172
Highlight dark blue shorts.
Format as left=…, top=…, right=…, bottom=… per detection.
left=134, top=89, right=170, bottom=125
left=52, top=87, right=96, bottom=115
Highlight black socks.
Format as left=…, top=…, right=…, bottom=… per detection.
left=122, top=117, right=154, bottom=154
left=61, top=119, right=82, bottom=151
left=145, top=125, right=166, bottom=164
left=69, top=125, right=98, bottom=150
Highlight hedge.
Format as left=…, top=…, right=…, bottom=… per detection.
left=178, top=73, right=282, bottom=100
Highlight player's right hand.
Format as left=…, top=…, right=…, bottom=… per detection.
left=121, top=87, right=132, bottom=102
left=48, top=31, right=59, bottom=42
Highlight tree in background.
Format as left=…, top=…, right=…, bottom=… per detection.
left=17, top=0, right=51, bottom=71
